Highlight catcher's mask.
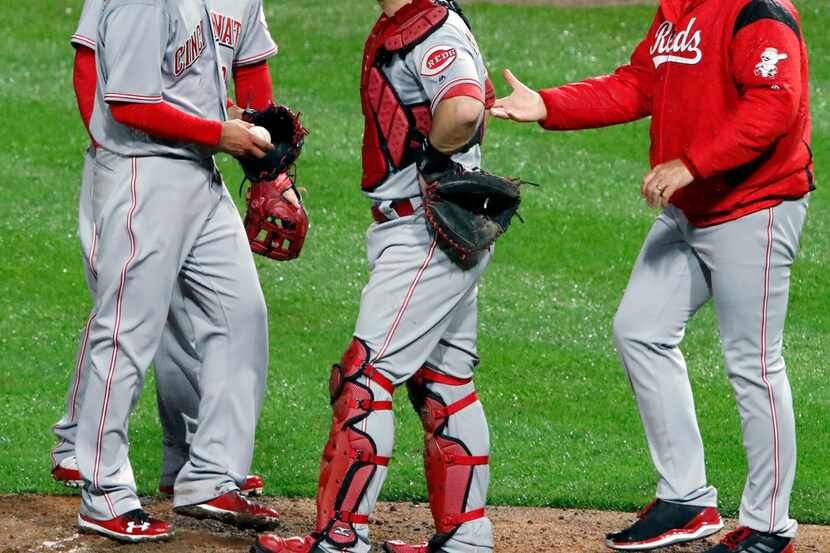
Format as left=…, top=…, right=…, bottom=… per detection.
left=244, top=172, right=309, bottom=261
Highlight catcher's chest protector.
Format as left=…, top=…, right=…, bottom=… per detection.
left=316, top=339, right=395, bottom=548
left=360, top=1, right=448, bottom=191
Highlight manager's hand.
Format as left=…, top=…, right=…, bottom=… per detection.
left=490, top=69, right=548, bottom=123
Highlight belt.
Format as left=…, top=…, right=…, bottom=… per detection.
left=371, top=197, right=422, bottom=223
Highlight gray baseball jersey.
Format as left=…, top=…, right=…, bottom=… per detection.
left=366, top=10, right=488, bottom=202
left=89, top=0, right=228, bottom=160
left=208, top=0, right=277, bottom=87
left=70, top=0, right=101, bottom=49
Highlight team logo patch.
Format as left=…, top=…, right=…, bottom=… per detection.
left=421, top=45, right=458, bottom=76
left=755, top=47, right=788, bottom=78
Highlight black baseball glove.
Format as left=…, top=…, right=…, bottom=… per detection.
left=418, top=140, right=523, bottom=259
left=240, top=104, right=308, bottom=183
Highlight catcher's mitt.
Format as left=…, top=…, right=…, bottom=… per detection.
left=419, top=141, right=522, bottom=259
left=244, top=172, right=308, bottom=261
left=240, top=104, right=308, bottom=183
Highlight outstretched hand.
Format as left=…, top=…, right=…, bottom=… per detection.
left=490, top=69, right=548, bottom=123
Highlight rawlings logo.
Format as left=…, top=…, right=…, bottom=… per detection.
left=650, top=18, right=703, bottom=68
left=421, top=45, right=458, bottom=76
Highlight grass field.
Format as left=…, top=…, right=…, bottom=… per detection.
left=0, top=0, right=827, bottom=525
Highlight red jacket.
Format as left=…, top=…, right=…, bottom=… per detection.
left=539, top=0, right=813, bottom=227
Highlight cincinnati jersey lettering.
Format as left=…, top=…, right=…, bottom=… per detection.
left=174, top=21, right=207, bottom=76
left=210, top=11, right=242, bottom=49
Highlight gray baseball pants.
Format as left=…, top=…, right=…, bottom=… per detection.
left=613, top=198, right=808, bottom=538
left=51, top=147, right=206, bottom=492
left=75, top=150, right=268, bottom=519
left=325, top=210, right=493, bottom=553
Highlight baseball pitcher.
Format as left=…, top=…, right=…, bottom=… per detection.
left=492, top=0, right=812, bottom=552
left=71, top=0, right=283, bottom=542
left=51, top=0, right=283, bottom=499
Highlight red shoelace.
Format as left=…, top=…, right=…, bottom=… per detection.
left=721, top=527, right=755, bottom=549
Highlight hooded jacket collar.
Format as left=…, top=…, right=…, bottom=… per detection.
left=660, top=0, right=706, bottom=24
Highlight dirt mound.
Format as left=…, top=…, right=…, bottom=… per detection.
left=462, top=0, right=654, bottom=6
left=1, top=495, right=827, bottom=552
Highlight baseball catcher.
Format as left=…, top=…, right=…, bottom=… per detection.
left=254, top=1, right=515, bottom=552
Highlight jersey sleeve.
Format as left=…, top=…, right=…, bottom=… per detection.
left=234, top=0, right=278, bottom=67
left=100, top=3, right=167, bottom=104
left=410, top=24, right=486, bottom=113
left=70, top=0, right=103, bottom=49
left=683, top=2, right=804, bottom=179
left=538, top=13, right=658, bottom=130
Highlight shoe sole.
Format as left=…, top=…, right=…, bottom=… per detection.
left=60, top=479, right=84, bottom=488
left=174, top=504, right=279, bottom=531
left=606, top=521, right=724, bottom=551
left=77, top=516, right=174, bottom=543
left=159, top=487, right=261, bottom=498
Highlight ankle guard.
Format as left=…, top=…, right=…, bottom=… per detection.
left=316, top=338, right=395, bottom=548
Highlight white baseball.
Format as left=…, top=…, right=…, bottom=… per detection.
left=249, top=126, right=271, bottom=143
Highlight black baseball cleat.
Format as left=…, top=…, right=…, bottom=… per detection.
left=606, top=499, right=724, bottom=550
left=703, top=527, right=794, bottom=553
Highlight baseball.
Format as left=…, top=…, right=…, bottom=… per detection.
left=249, top=126, right=271, bottom=143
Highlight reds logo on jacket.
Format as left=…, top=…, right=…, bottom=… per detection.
left=539, top=0, right=813, bottom=227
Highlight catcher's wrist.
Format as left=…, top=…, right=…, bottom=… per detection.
left=418, top=139, right=455, bottom=180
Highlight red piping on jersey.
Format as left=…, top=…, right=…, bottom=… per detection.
left=441, top=83, right=485, bottom=105
left=234, top=45, right=278, bottom=67
left=73, top=47, right=97, bottom=141
left=110, top=102, right=222, bottom=146
left=71, top=34, right=96, bottom=49
left=232, top=61, right=273, bottom=111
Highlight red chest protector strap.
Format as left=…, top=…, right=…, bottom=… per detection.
left=360, top=2, right=449, bottom=191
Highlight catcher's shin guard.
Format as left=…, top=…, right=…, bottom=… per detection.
left=315, top=338, right=395, bottom=549
left=407, top=366, right=490, bottom=549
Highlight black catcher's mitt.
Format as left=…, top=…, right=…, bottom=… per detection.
left=418, top=141, right=522, bottom=259
left=240, top=104, right=308, bottom=182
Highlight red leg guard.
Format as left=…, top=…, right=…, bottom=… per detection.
left=407, top=367, right=489, bottom=539
left=316, top=338, right=395, bottom=549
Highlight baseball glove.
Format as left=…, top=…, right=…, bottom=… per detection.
left=240, top=104, right=308, bottom=183
left=418, top=141, right=522, bottom=259
left=244, top=172, right=309, bottom=261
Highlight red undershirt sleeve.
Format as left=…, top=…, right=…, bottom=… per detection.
left=72, top=46, right=97, bottom=137
left=109, top=102, right=223, bottom=146
left=232, top=61, right=273, bottom=111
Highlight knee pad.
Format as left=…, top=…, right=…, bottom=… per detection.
left=407, top=366, right=489, bottom=537
left=316, top=338, right=395, bottom=549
